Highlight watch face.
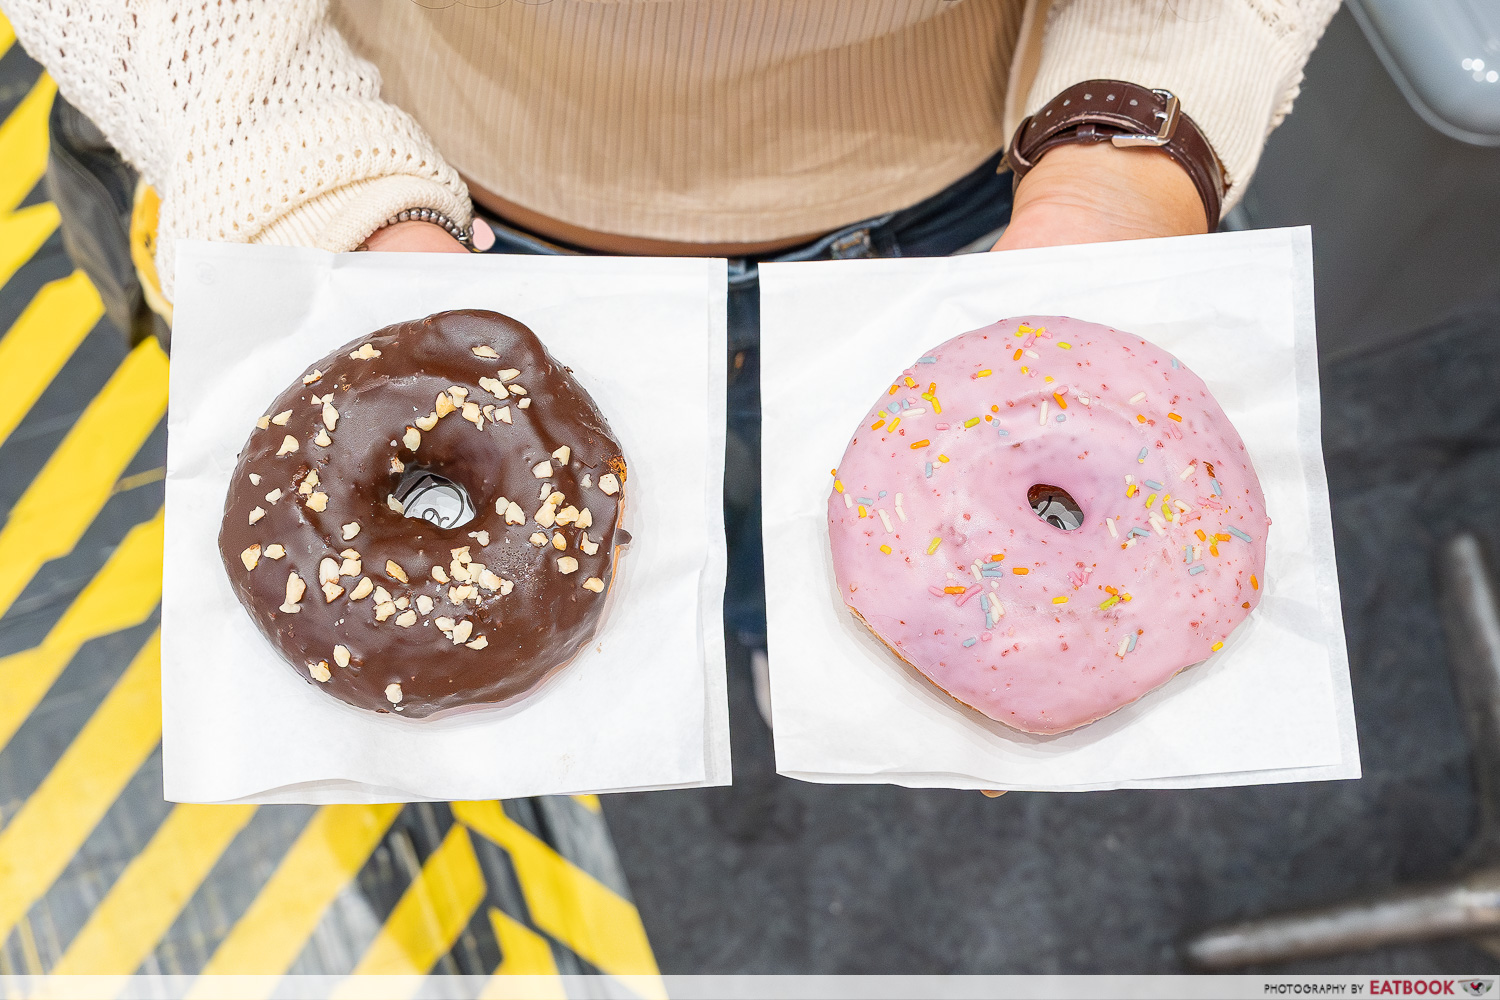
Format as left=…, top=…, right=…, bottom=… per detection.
left=398, top=472, right=476, bottom=529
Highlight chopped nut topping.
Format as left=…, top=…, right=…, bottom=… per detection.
left=505, top=501, right=525, bottom=524
left=499, top=579, right=514, bottom=596
left=451, top=620, right=474, bottom=644
left=249, top=473, right=261, bottom=486
left=451, top=546, right=472, bottom=564
left=552, top=445, right=571, bottom=464
left=435, top=392, right=457, bottom=418
left=496, top=405, right=512, bottom=424
left=580, top=533, right=599, bottom=556
left=248, top=507, right=266, bottom=525
left=557, top=556, right=579, bottom=575
left=497, top=368, right=520, bottom=381
left=277, top=435, right=299, bottom=456
left=338, top=555, right=361, bottom=577
left=240, top=544, right=262, bottom=571
left=466, top=636, right=489, bottom=650
left=435, top=616, right=457, bottom=631
left=322, top=401, right=338, bottom=431
left=518, top=398, right=531, bottom=409
left=462, top=401, right=483, bottom=428
left=385, top=559, right=409, bottom=583
left=479, top=376, right=504, bottom=396
left=319, top=557, right=341, bottom=584
left=431, top=565, right=449, bottom=584
left=582, top=577, right=605, bottom=593
left=341, top=521, right=361, bottom=541
left=416, top=594, right=435, bottom=614
left=385, top=682, right=403, bottom=704
left=529, top=532, right=547, bottom=547
left=321, top=580, right=344, bottom=602
left=582, top=474, right=592, bottom=489
left=472, top=345, right=500, bottom=358
left=373, top=585, right=392, bottom=604
left=469, top=530, right=490, bottom=546
left=340, top=547, right=359, bottom=558
left=395, top=609, right=417, bottom=628
left=598, top=473, right=620, bottom=495
left=306, top=492, right=328, bottom=512
left=256, top=415, right=270, bottom=430
left=349, top=343, right=382, bottom=360
left=449, top=584, right=477, bottom=603
left=389, top=457, right=405, bottom=475
left=548, top=491, right=564, bottom=505
left=280, top=572, right=306, bottom=613
left=482, top=405, right=496, bottom=421
left=535, top=503, right=558, bottom=528
left=314, top=428, right=332, bottom=447
left=394, top=595, right=410, bottom=610
left=349, top=576, right=373, bottom=600
left=265, top=544, right=286, bottom=559
left=477, top=569, right=502, bottom=591
left=576, top=508, right=594, bottom=530
left=334, top=645, right=351, bottom=668
left=555, top=505, right=580, bottom=526
left=374, top=601, right=396, bottom=622
left=449, top=386, right=469, bottom=403
left=414, top=411, right=439, bottom=431
left=387, top=494, right=404, bottom=512
left=449, top=561, right=473, bottom=584
left=266, top=488, right=283, bottom=504
left=309, top=660, right=331, bottom=683
left=271, top=410, right=293, bottom=426
left=552, top=532, right=567, bottom=551
left=298, top=470, right=319, bottom=494
left=302, top=369, right=323, bottom=385
left=539, top=483, right=552, bottom=501
left=532, top=459, right=552, bottom=479
left=402, top=427, right=421, bottom=451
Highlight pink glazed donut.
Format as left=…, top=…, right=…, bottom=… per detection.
left=828, top=315, right=1270, bottom=735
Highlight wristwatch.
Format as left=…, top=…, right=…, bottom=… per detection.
left=1002, top=80, right=1228, bottom=226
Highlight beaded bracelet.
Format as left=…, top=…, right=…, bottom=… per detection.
left=363, top=207, right=475, bottom=250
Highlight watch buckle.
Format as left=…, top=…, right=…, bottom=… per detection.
left=1111, top=88, right=1179, bottom=148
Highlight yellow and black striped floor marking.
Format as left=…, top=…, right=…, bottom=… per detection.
left=0, top=14, right=663, bottom=995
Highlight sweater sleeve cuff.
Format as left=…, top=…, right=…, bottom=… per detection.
left=251, top=175, right=474, bottom=252
left=1018, top=0, right=1335, bottom=217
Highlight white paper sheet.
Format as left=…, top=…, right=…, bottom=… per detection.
left=163, top=242, right=730, bottom=803
left=759, top=227, right=1359, bottom=791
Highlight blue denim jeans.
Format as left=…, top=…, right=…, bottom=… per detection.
left=477, top=148, right=1016, bottom=648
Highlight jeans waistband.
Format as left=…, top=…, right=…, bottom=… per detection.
left=476, top=147, right=1014, bottom=289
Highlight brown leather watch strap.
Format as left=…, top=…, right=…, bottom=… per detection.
left=1004, top=80, right=1227, bottom=227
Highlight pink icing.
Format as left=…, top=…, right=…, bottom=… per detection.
left=828, top=316, right=1270, bottom=735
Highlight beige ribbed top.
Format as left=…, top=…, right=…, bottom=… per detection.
left=6, top=0, right=1340, bottom=294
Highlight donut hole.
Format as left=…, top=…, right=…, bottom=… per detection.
left=1027, top=483, right=1084, bottom=531
left=396, top=469, right=477, bottom=530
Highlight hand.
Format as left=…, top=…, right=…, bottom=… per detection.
left=991, top=142, right=1210, bottom=253
left=361, top=219, right=469, bottom=253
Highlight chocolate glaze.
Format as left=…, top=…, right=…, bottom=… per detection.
left=217, top=310, right=627, bottom=718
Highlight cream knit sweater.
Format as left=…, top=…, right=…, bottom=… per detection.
left=4, top=0, right=1337, bottom=298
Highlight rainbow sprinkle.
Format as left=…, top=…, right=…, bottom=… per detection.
left=962, top=637, right=977, bottom=647
left=1144, top=480, right=1163, bottom=490
left=1052, top=596, right=1068, bottom=604
left=926, top=537, right=942, bottom=555
left=1188, top=564, right=1207, bottom=576
left=1227, top=526, right=1253, bottom=543
left=879, top=544, right=891, bottom=554
left=1211, top=640, right=1224, bottom=651
left=1058, top=342, right=1072, bottom=350
left=918, top=356, right=937, bottom=364
left=910, top=439, right=930, bottom=450
left=1137, top=447, right=1149, bottom=463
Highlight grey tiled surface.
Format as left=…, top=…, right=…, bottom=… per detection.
left=603, top=6, right=1500, bottom=974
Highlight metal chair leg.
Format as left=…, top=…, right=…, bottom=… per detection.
left=1184, top=533, right=1500, bottom=968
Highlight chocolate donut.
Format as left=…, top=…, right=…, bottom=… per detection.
left=218, top=309, right=627, bottom=717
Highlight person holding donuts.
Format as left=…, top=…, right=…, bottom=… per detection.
left=5, top=0, right=1340, bottom=722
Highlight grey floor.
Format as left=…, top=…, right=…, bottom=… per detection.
left=602, top=7, right=1500, bottom=974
